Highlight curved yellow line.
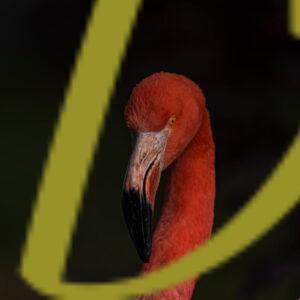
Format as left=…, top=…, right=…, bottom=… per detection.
left=20, top=0, right=143, bottom=296
left=289, top=0, right=300, bottom=38
left=20, top=0, right=300, bottom=299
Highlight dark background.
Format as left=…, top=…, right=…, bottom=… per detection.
left=1, top=0, right=300, bottom=299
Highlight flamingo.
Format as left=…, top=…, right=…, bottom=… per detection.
left=122, top=72, right=215, bottom=299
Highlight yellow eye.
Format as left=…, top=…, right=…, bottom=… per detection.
left=168, top=116, right=176, bottom=126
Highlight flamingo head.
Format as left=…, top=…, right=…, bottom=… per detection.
left=122, top=72, right=206, bottom=262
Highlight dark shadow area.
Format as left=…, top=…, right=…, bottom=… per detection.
left=0, top=0, right=299, bottom=299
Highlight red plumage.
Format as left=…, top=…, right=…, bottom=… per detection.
left=124, top=72, right=215, bottom=299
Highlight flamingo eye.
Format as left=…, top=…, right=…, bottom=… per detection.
left=168, top=116, right=176, bottom=126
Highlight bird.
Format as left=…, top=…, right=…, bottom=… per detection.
left=122, top=72, right=215, bottom=299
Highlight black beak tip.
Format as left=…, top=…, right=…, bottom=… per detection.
left=122, top=189, right=153, bottom=263
left=141, top=252, right=150, bottom=263
left=137, top=244, right=151, bottom=263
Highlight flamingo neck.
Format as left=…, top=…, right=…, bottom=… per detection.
left=141, top=109, right=215, bottom=299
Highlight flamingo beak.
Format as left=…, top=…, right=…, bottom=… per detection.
left=122, top=130, right=168, bottom=262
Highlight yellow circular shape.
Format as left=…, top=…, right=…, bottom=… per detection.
left=20, top=0, right=300, bottom=299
